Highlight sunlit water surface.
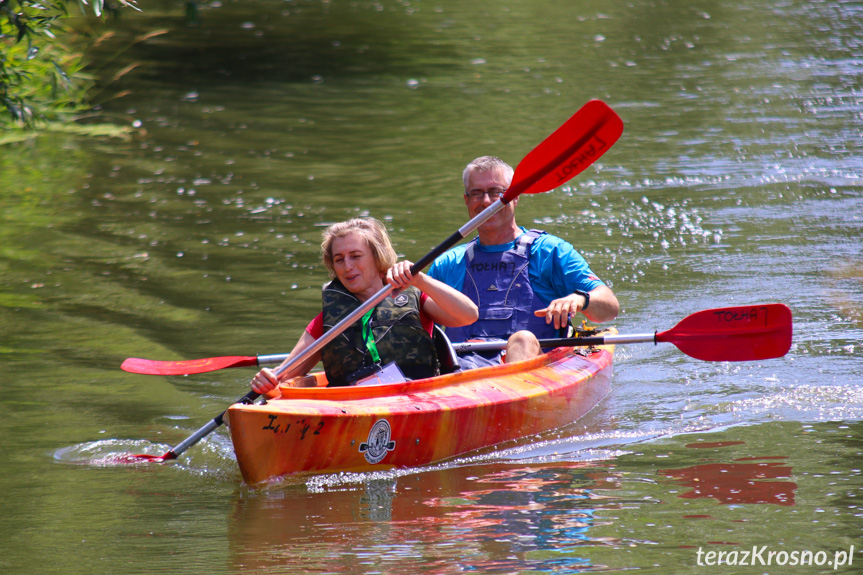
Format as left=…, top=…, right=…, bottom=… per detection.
left=1, top=0, right=861, bottom=573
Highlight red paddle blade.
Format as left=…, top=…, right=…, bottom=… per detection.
left=89, top=451, right=177, bottom=464
left=115, top=453, right=171, bottom=463
left=121, top=355, right=259, bottom=375
left=657, top=304, right=793, bottom=362
left=504, top=100, right=624, bottom=202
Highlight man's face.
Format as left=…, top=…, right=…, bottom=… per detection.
left=464, top=167, right=517, bottom=234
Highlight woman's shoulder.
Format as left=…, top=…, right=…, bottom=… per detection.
left=306, top=312, right=324, bottom=338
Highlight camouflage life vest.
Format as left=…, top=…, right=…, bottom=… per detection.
left=320, top=279, right=439, bottom=387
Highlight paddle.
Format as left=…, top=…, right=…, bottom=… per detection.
left=123, top=302, right=791, bottom=376
left=121, top=353, right=291, bottom=376
left=128, top=99, right=624, bottom=462
left=452, top=304, right=793, bottom=362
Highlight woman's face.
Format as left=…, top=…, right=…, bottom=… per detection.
left=331, top=232, right=383, bottom=301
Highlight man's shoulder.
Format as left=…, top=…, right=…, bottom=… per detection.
left=429, top=243, right=469, bottom=276
left=429, top=244, right=470, bottom=286
left=529, top=230, right=575, bottom=253
left=436, top=243, right=470, bottom=262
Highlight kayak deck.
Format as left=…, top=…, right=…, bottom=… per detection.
left=228, top=340, right=614, bottom=484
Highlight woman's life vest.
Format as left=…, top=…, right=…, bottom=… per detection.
left=320, top=279, right=439, bottom=386
left=444, top=230, right=561, bottom=343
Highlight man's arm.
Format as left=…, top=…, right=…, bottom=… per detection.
left=582, top=285, right=619, bottom=323
left=532, top=235, right=619, bottom=327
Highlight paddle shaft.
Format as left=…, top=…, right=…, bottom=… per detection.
left=258, top=353, right=290, bottom=365
left=452, top=333, right=657, bottom=353
left=161, top=405, right=242, bottom=460
left=162, top=387, right=264, bottom=459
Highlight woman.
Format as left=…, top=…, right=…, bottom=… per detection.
left=250, top=218, right=478, bottom=392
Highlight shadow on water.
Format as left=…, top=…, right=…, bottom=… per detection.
left=92, top=3, right=467, bottom=87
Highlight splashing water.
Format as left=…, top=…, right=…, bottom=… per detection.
left=53, top=439, right=174, bottom=466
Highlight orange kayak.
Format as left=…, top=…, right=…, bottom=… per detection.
left=227, top=338, right=614, bottom=484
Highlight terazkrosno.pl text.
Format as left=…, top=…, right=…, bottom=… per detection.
left=695, top=546, right=855, bottom=569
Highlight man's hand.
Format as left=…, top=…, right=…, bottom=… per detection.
left=534, top=292, right=588, bottom=330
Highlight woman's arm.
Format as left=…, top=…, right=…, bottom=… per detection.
left=387, top=260, right=478, bottom=327
left=249, top=330, right=321, bottom=394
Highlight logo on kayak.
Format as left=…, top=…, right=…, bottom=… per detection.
left=359, top=419, right=395, bottom=464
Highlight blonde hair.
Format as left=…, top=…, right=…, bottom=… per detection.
left=462, top=156, right=514, bottom=190
left=321, top=218, right=397, bottom=279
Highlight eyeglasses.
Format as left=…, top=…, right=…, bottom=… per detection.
left=464, top=187, right=507, bottom=201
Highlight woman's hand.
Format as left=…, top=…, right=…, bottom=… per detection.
left=386, top=260, right=417, bottom=293
left=385, top=259, right=479, bottom=328
left=250, top=368, right=280, bottom=394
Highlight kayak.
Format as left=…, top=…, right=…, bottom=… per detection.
left=125, top=304, right=789, bottom=472
left=227, top=332, right=615, bottom=484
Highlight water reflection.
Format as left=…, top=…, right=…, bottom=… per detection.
left=660, top=441, right=796, bottom=507
left=228, top=463, right=620, bottom=573
left=660, top=459, right=796, bottom=507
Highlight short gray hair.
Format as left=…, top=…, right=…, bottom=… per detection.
left=462, top=156, right=514, bottom=190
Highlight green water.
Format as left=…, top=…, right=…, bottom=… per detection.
left=1, top=0, right=861, bottom=572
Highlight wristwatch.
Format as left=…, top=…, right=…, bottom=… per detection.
left=574, top=289, right=590, bottom=311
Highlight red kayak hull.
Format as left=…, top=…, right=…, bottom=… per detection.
left=228, top=343, right=613, bottom=484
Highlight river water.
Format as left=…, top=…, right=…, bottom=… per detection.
left=1, top=0, right=861, bottom=573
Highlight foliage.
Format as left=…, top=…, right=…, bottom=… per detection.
left=0, top=0, right=137, bottom=129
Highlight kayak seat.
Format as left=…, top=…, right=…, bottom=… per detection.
left=433, top=324, right=461, bottom=375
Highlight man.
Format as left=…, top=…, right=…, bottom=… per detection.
left=428, top=156, right=619, bottom=368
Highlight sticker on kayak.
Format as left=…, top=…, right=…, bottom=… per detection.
left=359, top=419, right=396, bottom=464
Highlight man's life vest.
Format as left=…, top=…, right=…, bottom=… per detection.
left=444, top=230, right=560, bottom=343
left=320, top=279, right=439, bottom=386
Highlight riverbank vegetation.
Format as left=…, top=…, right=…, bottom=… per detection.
left=1, top=0, right=137, bottom=138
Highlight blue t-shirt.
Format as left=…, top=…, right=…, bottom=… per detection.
left=428, top=227, right=606, bottom=307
